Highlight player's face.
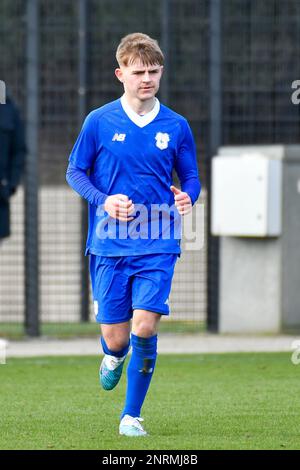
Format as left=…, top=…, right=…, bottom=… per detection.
left=115, top=60, right=163, bottom=102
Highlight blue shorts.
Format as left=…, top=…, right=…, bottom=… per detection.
left=90, top=253, right=178, bottom=324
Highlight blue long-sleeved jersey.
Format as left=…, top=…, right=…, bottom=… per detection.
left=66, top=96, right=201, bottom=256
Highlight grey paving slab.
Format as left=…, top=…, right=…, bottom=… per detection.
left=1, top=333, right=299, bottom=358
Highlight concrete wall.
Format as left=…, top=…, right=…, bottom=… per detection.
left=217, top=145, right=300, bottom=333
left=219, top=237, right=281, bottom=333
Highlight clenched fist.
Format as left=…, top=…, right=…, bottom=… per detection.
left=104, top=194, right=135, bottom=222
left=170, top=185, right=192, bottom=215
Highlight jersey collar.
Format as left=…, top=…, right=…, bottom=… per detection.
left=120, top=95, right=160, bottom=128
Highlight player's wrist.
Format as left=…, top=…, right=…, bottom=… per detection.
left=183, top=191, right=192, bottom=206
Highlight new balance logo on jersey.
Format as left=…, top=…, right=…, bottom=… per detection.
left=112, top=133, right=126, bottom=142
left=155, top=132, right=170, bottom=150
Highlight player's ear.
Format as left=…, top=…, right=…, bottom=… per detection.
left=115, top=68, right=123, bottom=83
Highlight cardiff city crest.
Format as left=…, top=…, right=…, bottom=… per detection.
left=155, top=132, right=170, bottom=150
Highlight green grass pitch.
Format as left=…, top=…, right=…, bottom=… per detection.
left=0, top=353, right=299, bottom=450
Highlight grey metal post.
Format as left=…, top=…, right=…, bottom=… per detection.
left=210, top=0, right=222, bottom=156
left=25, top=0, right=40, bottom=336
left=78, top=0, right=90, bottom=322
left=207, top=0, right=222, bottom=332
left=160, top=0, right=170, bottom=105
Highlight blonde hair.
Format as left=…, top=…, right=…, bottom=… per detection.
left=116, top=33, right=164, bottom=67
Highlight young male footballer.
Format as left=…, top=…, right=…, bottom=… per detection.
left=66, top=33, right=201, bottom=437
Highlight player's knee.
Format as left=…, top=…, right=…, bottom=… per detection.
left=133, top=321, right=156, bottom=338
left=104, top=335, right=129, bottom=353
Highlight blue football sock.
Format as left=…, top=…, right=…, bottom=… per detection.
left=100, top=336, right=130, bottom=358
left=121, top=333, right=157, bottom=419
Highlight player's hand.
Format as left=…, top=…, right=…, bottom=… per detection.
left=170, top=185, right=192, bottom=216
left=104, top=194, right=135, bottom=222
